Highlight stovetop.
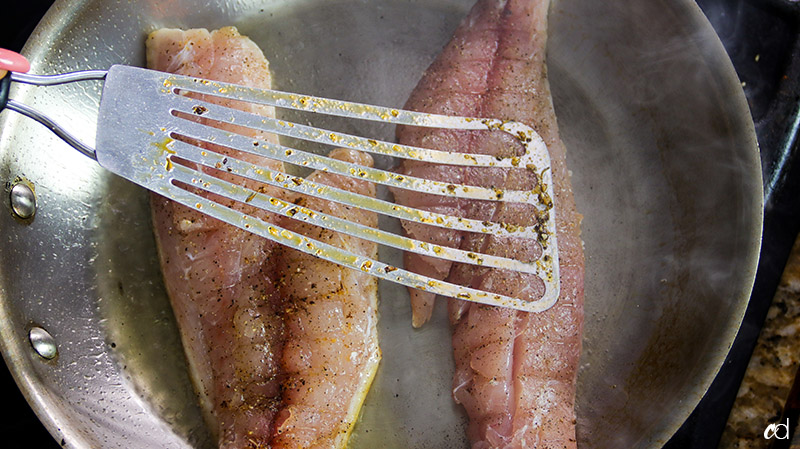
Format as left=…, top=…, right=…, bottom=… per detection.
left=1, top=1, right=799, bottom=448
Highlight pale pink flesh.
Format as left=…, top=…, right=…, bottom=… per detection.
left=147, top=28, right=379, bottom=449
left=148, top=27, right=285, bottom=449
left=271, top=148, right=380, bottom=449
left=394, top=0, right=584, bottom=447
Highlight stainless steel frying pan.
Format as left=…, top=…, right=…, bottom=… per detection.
left=0, top=0, right=762, bottom=448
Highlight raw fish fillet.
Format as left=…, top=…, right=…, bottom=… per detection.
left=392, top=0, right=585, bottom=447
left=147, top=27, right=285, bottom=448
left=272, top=148, right=380, bottom=449
left=147, top=27, right=380, bottom=449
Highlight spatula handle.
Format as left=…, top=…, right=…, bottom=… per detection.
left=0, top=49, right=29, bottom=106
left=0, top=48, right=31, bottom=77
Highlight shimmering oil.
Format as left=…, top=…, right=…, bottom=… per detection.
left=95, top=175, right=213, bottom=449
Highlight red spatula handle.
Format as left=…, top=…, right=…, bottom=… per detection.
left=0, top=49, right=31, bottom=75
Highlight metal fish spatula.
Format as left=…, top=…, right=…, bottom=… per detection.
left=0, top=56, right=560, bottom=313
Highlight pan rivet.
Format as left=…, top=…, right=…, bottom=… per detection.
left=29, top=327, right=57, bottom=360
left=10, top=182, right=36, bottom=220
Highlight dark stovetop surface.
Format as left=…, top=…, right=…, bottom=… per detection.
left=1, top=1, right=799, bottom=448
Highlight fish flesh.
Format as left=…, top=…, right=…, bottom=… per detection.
left=147, top=27, right=379, bottom=449
left=147, top=27, right=286, bottom=448
left=392, top=0, right=585, bottom=447
left=271, top=147, right=380, bottom=449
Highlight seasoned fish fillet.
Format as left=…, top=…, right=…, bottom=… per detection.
left=273, top=148, right=380, bottom=449
left=392, top=0, right=585, bottom=447
left=147, top=27, right=379, bottom=449
left=147, top=27, right=286, bottom=448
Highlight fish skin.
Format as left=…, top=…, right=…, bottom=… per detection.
left=147, top=28, right=379, bottom=449
left=394, top=0, right=584, bottom=448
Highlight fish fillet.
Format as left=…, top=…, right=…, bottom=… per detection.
left=392, top=0, right=585, bottom=447
left=272, top=148, right=380, bottom=449
left=146, top=27, right=379, bottom=449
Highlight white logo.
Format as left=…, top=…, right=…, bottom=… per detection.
left=764, top=418, right=790, bottom=440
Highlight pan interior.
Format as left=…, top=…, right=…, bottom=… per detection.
left=0, top=0, right=760, bottom=448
